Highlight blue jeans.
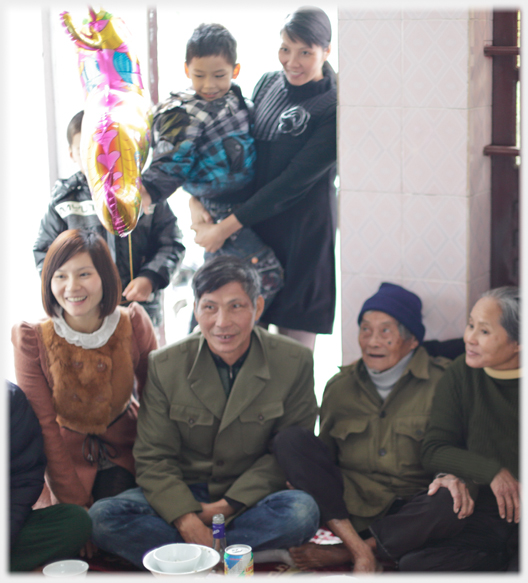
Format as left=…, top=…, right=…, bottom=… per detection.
left=89, top=484, right=319, bottom=569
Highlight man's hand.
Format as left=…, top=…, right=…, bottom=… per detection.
left=139, top=183, right=153, bottom=215
left=428, top=473, right=475, bottom=519
left=189, top=196, right=213, bottom=225
left=197, top=499, right=235, bottom=526
left=79, top=539, right=98, bottom=559
left=122, top=276, right=153, bottom=302
left=79, top=500, right=97, bottom=557
left=174, top=512, right=213, bottom=546
left=490, top=468, right=520, bottom=523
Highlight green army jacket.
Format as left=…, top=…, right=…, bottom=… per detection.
left=133, top=326, right=317, bottom=525
left=319, top=346, right=450, bottom=533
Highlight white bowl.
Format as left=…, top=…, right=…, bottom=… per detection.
left=42, top=559, right=88, bottom=577
left=144, top=545, right=220, bottom=577
left=154, top=543, right=202, bottom=573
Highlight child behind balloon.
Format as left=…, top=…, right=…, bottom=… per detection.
left=140, top=23, right=283, bottom=313
left=33, top=110, right=185, bottom=345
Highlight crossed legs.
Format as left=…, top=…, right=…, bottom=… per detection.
left=89, top=484, right=320, bottom=569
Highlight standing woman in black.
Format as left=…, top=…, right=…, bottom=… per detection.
left=191, top=6, right=337, bottom=351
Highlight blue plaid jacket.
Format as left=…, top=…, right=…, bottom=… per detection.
left=141, top=84, right=256, bottom=203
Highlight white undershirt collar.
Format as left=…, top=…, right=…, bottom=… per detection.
left=365, top=350, right=415, bottom=400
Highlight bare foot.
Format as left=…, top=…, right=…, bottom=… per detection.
left=288, top=543, right=351, bottom=570
left=352, top=549, right=382, bottom=574
left=352, top=537, right=384, bottom=573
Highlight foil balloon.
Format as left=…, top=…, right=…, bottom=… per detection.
left=61, top=7, right=151, bottom=236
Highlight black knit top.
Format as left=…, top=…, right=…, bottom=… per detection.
left=421, top=354, right=519, bottom=484
left=231, top=65, right=337, bottom=333
left=235, top=65, right=336, bottom=227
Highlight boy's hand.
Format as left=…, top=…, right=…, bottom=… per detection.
left=189, top=196, right=213, bottom=224
left=123, top=276, right=153, bottom=302
left=192, top=223, right=228, bottom=253
left=192, top=214, right=243, bottom=253
left=139, top=183, right=153, bottom=214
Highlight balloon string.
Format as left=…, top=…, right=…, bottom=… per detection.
left=128, top=234, right=134, bottom=283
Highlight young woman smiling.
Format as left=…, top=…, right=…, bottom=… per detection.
left=191, top=6, right=337, bottom=351
left=11, top=229, right=157, bottom=511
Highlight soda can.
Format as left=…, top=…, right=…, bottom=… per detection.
left=224, top=544, right=254, bottom=576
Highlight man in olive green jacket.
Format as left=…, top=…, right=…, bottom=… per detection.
left=89, top=256, right=319, bottom=569
left=274, top=283, right=469, bottom=573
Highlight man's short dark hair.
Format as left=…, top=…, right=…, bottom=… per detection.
left=67, top=111, right=84, bottom=147
left=185, top=23, right=237, bottom=66
left=192, top=255, right=261, bottom=306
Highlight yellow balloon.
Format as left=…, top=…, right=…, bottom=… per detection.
left=61, top=7, right=151, bottom=236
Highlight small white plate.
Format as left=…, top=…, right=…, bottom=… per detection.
left=43, top=559, right=88, bottom=577
left=143, top=545, right=220, bottom=577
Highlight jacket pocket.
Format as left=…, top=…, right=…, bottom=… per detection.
left=328, top=417, right=372, bottom=470
left=329, top=417, right=369, bottom=441
left=393, top=415, right=428, bottom=471
left=239, top=401, right=284, bottom=454
left=170, top=404, right=216, bottom=456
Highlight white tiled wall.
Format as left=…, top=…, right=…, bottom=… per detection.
left=338, top=9, right=493, bottom=365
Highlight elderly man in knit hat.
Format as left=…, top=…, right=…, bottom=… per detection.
left=273, top=282, right=463, bottom=573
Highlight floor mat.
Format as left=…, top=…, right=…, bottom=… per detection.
left=86, top=528, right=396, bottom=574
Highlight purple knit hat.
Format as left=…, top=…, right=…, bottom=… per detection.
left=357, top=282, right=425, bottom=343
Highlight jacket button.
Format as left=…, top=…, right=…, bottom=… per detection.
left=97, top=362, right=107, bottom=372
left=379, top=448, right=387, bottom=457
left=188, top=418, right=195, bottom=425
left=71, top=361, right=83, bottom=369
left=379, top=410, right=386, bottom=418
left=216, top=460, right=224, bottom=466
left=258, top=414, right=264, bottom=421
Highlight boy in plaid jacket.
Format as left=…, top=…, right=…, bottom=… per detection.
left=140, top=23, right=283, bottom=312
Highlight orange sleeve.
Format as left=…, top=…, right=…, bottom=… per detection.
left=11, top=322, right=91, bottom=506
left=128, top=303, right=158, bottom=399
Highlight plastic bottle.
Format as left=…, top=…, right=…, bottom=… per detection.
left=212, top=513, right=227, bottom=568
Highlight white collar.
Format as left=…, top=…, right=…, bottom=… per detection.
left=52, top=308, right=121, bottom=349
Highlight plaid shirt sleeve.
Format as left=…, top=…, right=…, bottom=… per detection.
left=141, top=104, right=194, bottom=202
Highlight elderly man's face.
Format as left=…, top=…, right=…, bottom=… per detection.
left=359, top=311, right=419, bottom=372
left=195, top=281, right=264, bottom=366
